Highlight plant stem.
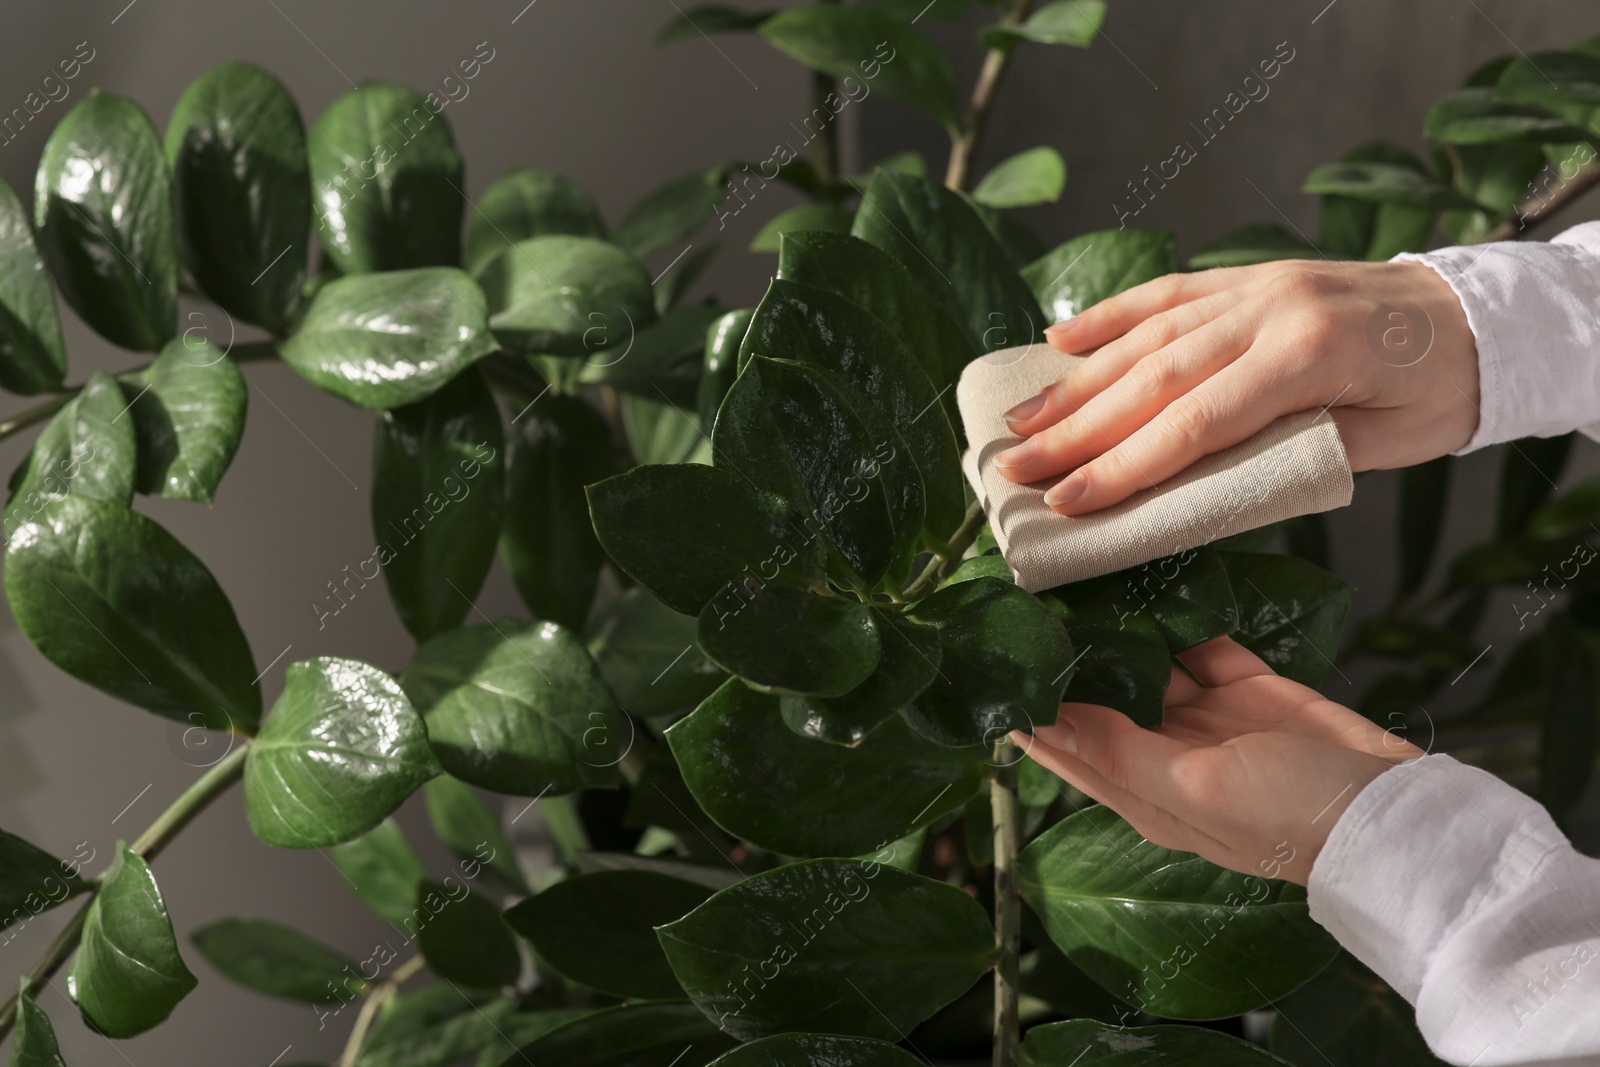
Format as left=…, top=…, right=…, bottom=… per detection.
left=1484, top=160, right=1600, bottom=243
left=990, top=736, right=1022, bottom=1067
left=336, top=954, right=427, bottom=1067
left=905, top=498, right=988, bottom=600
left=945, top=0, right=1039, bottom=191
left=0, top=392, right=75, bottom=441
left=811, top=0, right=842, bottom=184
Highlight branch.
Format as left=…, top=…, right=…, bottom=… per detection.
left=945, top=0, right=1039, bottom=192
left=905, top=498, right=988, bottom=600
left=811, top=0, right=842, bottom=184
left=0, top=742, right=250, bottom=1039
left=0, top=393, right=75, bottom=442
left=336, top=954, right=427, bottom=1067
left=990, top=736, right=1022, bottom=1067
left=1483, top=159, right=1600, bottom=243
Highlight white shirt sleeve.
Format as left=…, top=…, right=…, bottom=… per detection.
left=1394, top=220, right=1600, bottom=453
left=1307, top=753, right=1600, bottom=1066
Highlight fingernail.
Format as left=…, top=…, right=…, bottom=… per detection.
left=993, top=441, right=1034, bottom=469
left=1004, top=393, right=1046, bottom=425
left=1043, top=472, right=1088, bottom=507
left=1044, top=319, right=1078, bottom=341
left=1036, top=720, right=1077, bottom=754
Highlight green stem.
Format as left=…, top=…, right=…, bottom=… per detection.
left=0, top=742, right=250, bottom=1039
left=0, top=392, right=76, bottom=441
left=811, top=0, right=842, bottom=184
left=336, top=954, right=427, bottom=1067
left=990, top=737, right=1022, bottom=1067
left=945, top=0, right=1039, bottom=191
left=905, top=498, right=987, bottom=600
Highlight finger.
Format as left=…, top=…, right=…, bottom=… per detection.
left=1043, top=266, right=1260, bottom=354
left=1165, top=663, right=1203, bottom=704
left=1007, top=290, right=1248, bottom=436
left=1052, top=703, right=1209, bottom=814
left=1177, top=635, right=1275, bottom=687
left=995, top=311, right=1255, bottom=485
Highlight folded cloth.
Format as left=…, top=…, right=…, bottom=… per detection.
left=956, top=343, right=1354, bottom=591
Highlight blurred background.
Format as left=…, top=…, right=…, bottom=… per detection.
left=1, top=1, right=1598, bottom=1061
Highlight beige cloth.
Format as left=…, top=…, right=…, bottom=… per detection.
left=957, top=343, right=1354, bottom=592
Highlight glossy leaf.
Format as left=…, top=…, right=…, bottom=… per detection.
left=372, top=367, right=504, bottom=641
left=852, top=170, right=1045, bottom=356
left=166, top=61, right=309, bottom=333
left=69, top=844, right=197, bottom=1038
left=614, top=166, right=729, bottom=260
left=1304, top=160, right=1478, bottom=211
left=622, top=394, right=708, bottom=465
left=34, top=92, right=176, bottom=351
left=0, top=830, right=82, bottom=933
left=585, top=586, right=726, bottom=717
left=357, top=986, right=532, bottom=1067
left=714, top=356, right=923, bottom=589
left=465, top=168, right=607, bottom=276
left=709, top=1035, right=922, bottom=1066
left=1317, top=143, right=1440, bottom=261
left=11, top=987, right=66, bottom=1067
left=423, top=775, right=529, bottom=893
left=657, top=6, right=775, bottom=45
left=1495, top=51, right=1600, bottom=127
left=1397, top=457, right=1451, bottom=599
left=309, top=83, right=463, bottom=272
left=1268, top=953, right=1447, bottom=1067
left=0, top=173, right=66, bottom=393
left=973, top=147, right=1068, bottom=207
left=669, top=678, right=981, bottom=855
left=699, top=308, right=753, bottom=427
left=245, top=657, right=440, bottom=848
left=967, top=197, right=1047, bottom=269
left=5, top=496, right=259, bottom=732
left=1221, top=551, right=1354, bottom=688
left=780, top=607, right=942, bottom=745
left=760, top=7, right=958, bottom=128
left=1424, top=87, right=1586, bottom=145
left=697, top=584, right=880, bottom=696
left=414, top=881, right=521, bottom=989
left=280, top=268, right=496, bottom=410
left=330, top=819, right=429, bottom=928
left=190, top=917, right=359, bottom=1004
left=1018, top=806, right=1339, bottom=1018
left=750, top=203, right=854, bottom=252
left=1025, top=229, right=1177, bottom=322
left=1188, top=221, right=1319, bottom=269
left=6, top=372, right=135, bottom=530
left=576, top=302, right=722, bottom=406
left=903, top=576, right=1075, bottom=746
left=401, top=619, right=626, bottom=795
left=478, top=235, right=656, bottom=356
left=1040, top=578, right=1171, bottom=727
left=1138, top=546, right=1240, bottom=650
left=504, top=869, right=712, bottom=998
left=983, top=0, right=1106, bottom=49
left=119, top=337, right=248, bottom=503
left=501, top=394, right=617, bottom=630
left=1020, top=1020, right=1295, bottom=1065
left=493, top=1003, right=737, bottom=1067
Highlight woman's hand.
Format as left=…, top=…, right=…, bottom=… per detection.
left=994, top=259, right=1481, bottom=515
left=1015, top=636, right=1422, bottom=886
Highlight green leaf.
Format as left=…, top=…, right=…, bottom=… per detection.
left=760, top=8, right=959, bottom=128
left=1304, top=160, right=1479, bottom=211
left=69, top=844, right=197, bottom=1038
left=1346, top=618, right=1479, bottom=671
left=372, top=367, right=505, bottom=641
left=1498, top=434, right=1573, bottom=537
left=5, top=496, right=259, bottom=732
left=852, top=170, right=1045, bottom=356
left=12, top=986, right=67, bottom=1067
left=118, top=337, right=248, bottom=503
left=1130, top=546, right=1240, bottom=650
left=657, top=6, right=776, bottom=46
left=1317, top=143, right=1441, bottom=260
left=414, top=881, right=521, bottom=989
left=621, top=394, right=709, bottom=465
left=280, top=268, right=497, bottom=410
left=903, top=576, right=1075, bottom=746
left=35, top=92, right=176, bottom=352
left=190, top=917, right=360, bottom=1004
left=245, top=657, right=439, bottom=848
left=357, top=986, right=529, bottom=1067
left=655, top=241, right=720, bottom=315
left=973, top=147, right=1068, bottom=207
left=423, top=775, right=529, bottom=893
left=1025, top=229, right=1177, bottom=322
left=697, top=584, right=880, bottom=696
left=1539, top=617, right=1600, bottom=826
left=1040, top=578, right=1171, bottom=727
left=501, top=394, right=618, bottom=630
left=1221, top=551, right=1354, bottom=688
left=401, top=619, right=626, bottom=795
left=1397, top=457, right=1451, bottom=599
left=469, top=1010, right=590, bottom=1067
left=478, top=235, right=656, bottom=356
left=585, top=587, right=727, bottom=717
left=330, top=819, right=429, bottom=928
left=1018, top=806, right=1339, bottom=1019
left=1448, top=536, right=1583, bottom=588
left=659, top=860, right=994, bottom=1041
left=576, top=302, right=723, bottom=406
left=669, top=677, right=981, bottom=855
left=0, top=831, right=82, bottom=937
left=166, top=61, right=310, bottom=333
left=966, top=197, right=1047, bottom=269
left=6, top=373, right=136, bottom=531
left=504, top=870, right=713, bottom=998
left=1188, top=221, right=1319, bottom=269
left=492, top=1003, right=737, bottom=1067
left=1496, top=51, right=1600, bottom=127
left=699, top=308, right=754, bottom=427
left=614, top=166, right=729, bottom=260
left=739, top=279, right=964, bottom=539
left=465, top=168, right=607, bottom=276
left=709, top=1035, right=923, bottom=1066
left=1424, top=87, right=1586, bottom=145
left=308, top=83, right=463, bottom=273
left=714, top=356, right=923, bottom=590
left=1020, top=1019, right=1296, bottom=1065
left=1268, top=953, right=1447, bottom=1067
left=0, top=173, right=66, bottom=393
left=749, top=202, right=854, bottom=252
left=780, top=607, right=943, bottom=745
left=982, top=0, right=1106, bottom=49
left=776, top=230, right=972, bottom=396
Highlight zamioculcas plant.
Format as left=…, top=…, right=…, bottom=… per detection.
left=2, top=4, right=1599, bottom=1065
